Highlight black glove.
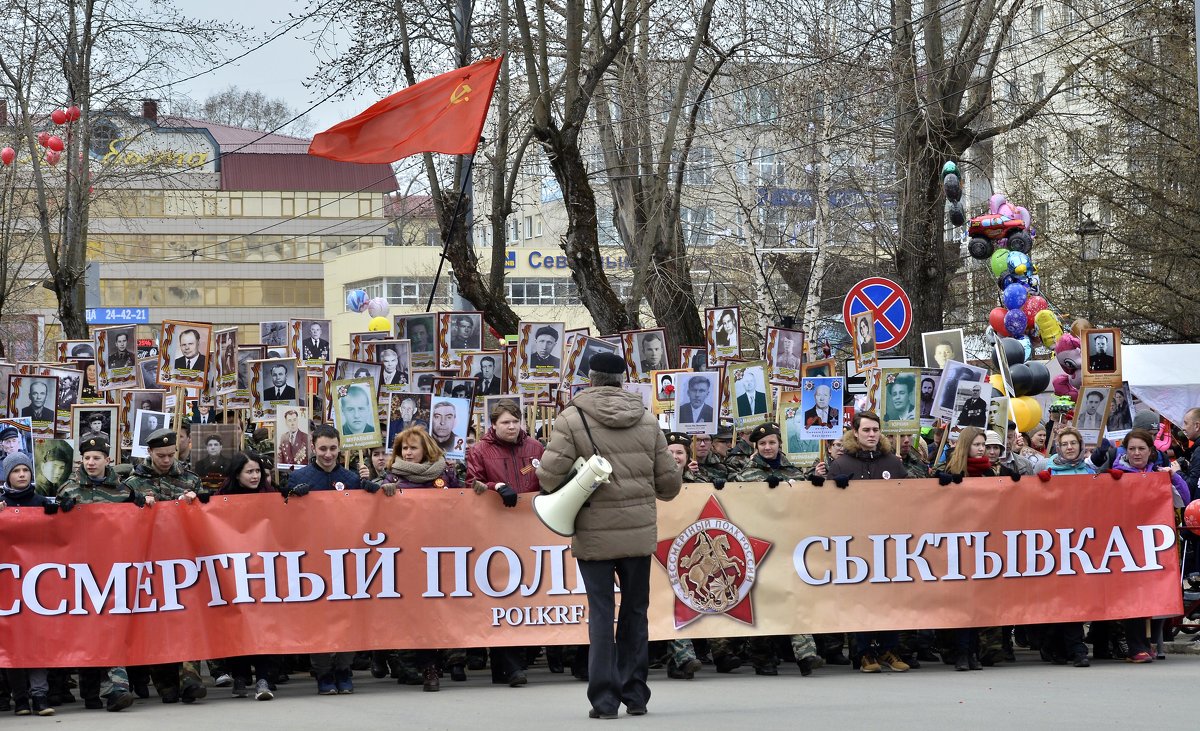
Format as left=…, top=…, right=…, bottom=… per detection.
left=363, top=480, right=382, bottom=494
left=197, top=492, right=211, bottom=504
left=1009, top=472, right=1021, bottom=482
left=712, top=478, right=726, bottom=491
left=833, top=474, right=850, bottom=489
left=60, top=496, right=77, bottom=513
left=810, top=475, right=825, bottom=487
left=951, top=472, right=964, bottom=484
left=936, top=471, right=953, bottom=486
left=1092, top=438, right=1112, bottom=465
left=284, top=483, right=311, bottom=503
left=496, top=483, right=518, bottom=508
left=766, top=475, right=781, bottom=489
left=43, top=502, right=59, bottom=515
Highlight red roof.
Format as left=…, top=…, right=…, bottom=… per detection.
left=160, top=115, right=398, bottom=194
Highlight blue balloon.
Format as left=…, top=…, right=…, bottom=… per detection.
left=1002, top=282, right=1028, bottom=310
left=1004, top=308, right=1028, bottom=336
left=345, top=289, right=367, bottom=313
left=1019, top=336, right=1032, bottom=362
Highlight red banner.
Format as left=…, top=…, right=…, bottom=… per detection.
left=0, top=473, right=1181, bottom=667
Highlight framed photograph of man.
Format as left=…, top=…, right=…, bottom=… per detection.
left=334, top=358, right=383, bottom=397
left=766, top=327, right=805, bottom=387
left=0, top=417, right=33, bottom=461
left=94, top=325, right=137, bottom=391
left=622, top=328, right=670, bottom=384
left=1075, top=386, right=1112, bottom=446
left=138, top=357, right=161, bottom=389
left=517, top=381, right=558, bottom=409
left=34, top=439, right=73, bottom=496
left=434, top=377, right=478, bottom=403
left=480, top=394, right=523, bottom=432
left=192, top=423, right=240, bottom=489
left=947, top=381, right=994, bottom=442
left=671, top=371, right=718, bottom=435
left=850, top=310, right=877, bottom=370
left=881, top=368, right=921, bottom=435
left=680, top=346, right=709, bottom=373
left=72, top=404, right=117, bottom=450
left=918, top=368, right=941, bottom=426
left=517, top=321, right=565, bottom=383
left=274, top=406, right=311, bottom=471
left=460, top=351, right=504, bottom=397
left=250, top=358, right=298, bottom=423
left=931, top=359, right=989, bottom=422
left=705, top=307, right=741, bottom=365
left=332, top=378, right=382, bottom=449
left=988, top=396, right=1011, bottom=455
left=260, top=321, right=289, bottom=352
left=566, top=336, right=620, bottom=386
left=429, top=397, right=471, bottom=460
left=437, top=312, right=483, bottom=371
left=0, top=364, right=14, bottom=416
left=802, top=359, right=835, bottom=378
left=8, top=375, right=58, bottom=438
left=351, top=330, right=392, bottom=361
left=777, top=390, right=820, bottom=464
left=385, top=393, right=431, bottom=448
left=922, top=328, right=966, bottom=370
left=291, top=319, right=333, bottom=366
left=1082, top=328, right=1122, bottom=385
left=727, top=361, right=771, bottom=428
left=1105, top=383, right=1136, bottom=441
left=230, top=345, right=266, bottom=410
left=651, top=368, right=689, bottom=415
left=57, top=339, right=94, bottom=363
left=796, top=376, right=845, bottom=441
left=40, top=365, right=82, bottom=434
left=366, top=340, right=412, bottom=395
left=395, top=314, right=437, bottom=369
left=209, top=327, right=239, bottom=397
left=131, top=409, right=169, bottom=458
left=158, top=320, right=212, bottom=389
left=121, top=390, right=166, bottom=449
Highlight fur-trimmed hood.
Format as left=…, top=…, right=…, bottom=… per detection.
left=840, top=429, right=894, bottom=457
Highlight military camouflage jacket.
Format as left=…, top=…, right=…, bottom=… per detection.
left=684, top=452, right=731, bottom=484
left=733, top=453, right=807, bottom=483
left=724, top=441, right=753, bottom=473
left=901, top=451, right=930, bottom=479
left=125, top=461, right=204, bottom=500
left=58, top=466, right=137, bottom=504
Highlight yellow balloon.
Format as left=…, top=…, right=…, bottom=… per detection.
left=989, top=374, right=1004, bottom=392
left=1014, top=395, right=1042, bottom=433
left=368, top=316, right=390, bottom=332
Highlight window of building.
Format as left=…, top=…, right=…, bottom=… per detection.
left=1035, top=136, right=1048, bottom=166
left=753, top=148, right=785, bottom=186
left=1031, top=5, right=1045, bottom=34
left=524, top=216, right=534, bottom=239
left=508, top=217, right=521, bottom=243
left=505, top=278, right=581, bottom=306
left=345, top=278, right=451, bottom=308
left=1035, top=202, right=1050, bottom=233
left=681, top=207, right=717, bottom=247
left=684, top=147, right=714, bottom=185
left=1033, top=73, right=1046, bottom=99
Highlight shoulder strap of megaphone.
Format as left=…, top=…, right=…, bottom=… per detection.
left=575, top=408, right=601, bottom=458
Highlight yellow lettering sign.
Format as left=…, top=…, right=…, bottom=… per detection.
left=100, top=137, right=210, bottom=168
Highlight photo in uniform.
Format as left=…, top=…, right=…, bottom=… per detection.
left=881, top=367, right=921, bottom=435
left=8, top=375, right=58, bottom=438
left=0, top=417, right=33, bottom=461
left=437, top=311, right=483, bottom=371
left=191, top=423, right=240, bottom=490
left=850, top=310, right=878, bottom=371
left=92, top=326, right=134, bottom=393
left=275, top=407, right=311, bottom=471
left=461, top=351, right=504, bottom=396
left=428, top=397, right=471, bottom=460
left=332, top=378, right=382, bottom=450
left=291, top=319, right=333, bottom=366
left=395, top=314, right=437, bottom=370
left=131, top=409, right=169, bottom=458
left=989, top=396, right=1011, bottom=456
left=778, top=389, right=821, bottom=464
left=566, top=336, right=619, bottom=386
left=260, top=321, right=289, bottom=352
left=158, top=320, right=212, bottom=389
left=385, top=393, right=431, bottom=449
left=517, top=321, right=565, bottom=383
left=797, top=376, right=844, bottom=441
left=57, top=339, right=94, bottom=362
left=1082, top=327, right=1122, bottom=384
left=212, top=327, right=239, bottom=396
left=1075, top=386, right=1113, bottom=446
left=138, top=357, right=161, bottom=389
left=672, top=371, right=719, bottom=435
left=33, top=439, right=73, bottom=496
left=919, top=367, right=941, bottom=427
left=121, top=390, right=166, bottom=449
left=766, top=326, right=805, bottom=387
left=351, top=330, right=392, bottom=361
left=72, top=404, right=118, bottom=451
left=922, top=328, right=966, bottom=370
left=705, top=307, right=741, bottom=365
left=76, top=360, right=100, bottom=402
left=947, top=381, right=994, bottom=443
left=621, top=328, right=669, bottom=384
left=1105, top=383, right=1136, bottom=441
left=727, top=360, right=771, bottom=428
left=41, top=365, right=82, bottom=434
left=931, top=359, right=988, bottom=422
left=232, top=345, right=266, bottom=410
left=367, top=340, right=413, bottom=395
left=411, top=370, right=437, bottom=395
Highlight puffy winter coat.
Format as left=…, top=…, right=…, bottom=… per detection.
left=827, top=430, right=906, bottom=480
left=536, top=386, right=681, bottom=560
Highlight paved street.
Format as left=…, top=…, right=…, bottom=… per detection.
left=21, top=648, right=1198, bottom=730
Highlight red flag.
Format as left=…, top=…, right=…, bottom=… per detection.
left=308, top=57, right=502, bottom=163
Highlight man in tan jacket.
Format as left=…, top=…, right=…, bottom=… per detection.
left=537, top=351, right=682, bottom=719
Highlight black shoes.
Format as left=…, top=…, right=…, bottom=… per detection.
left=754, top=665, right=778, bottom=676
left=449, top=664, right=467, bottom=682
left=824, top=651, right=851, bottom=666
left=714, top=655, right=743, bottom=673
left=106, top=691, right=135, bottom=712
left=798, top=657, right=819, bottom=677
left=1074, top=655, right=1091, bottom=667
left=508, top=671, right=528, bottom=687
left=180, top=680, right=207, bottom=704
left=423, top=666, right=440, bottom=692
left=589, top=709, right=618, bottom=720
left=955, top=654, right=970, bottom=671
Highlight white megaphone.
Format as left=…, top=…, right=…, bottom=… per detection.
left=533, top=454, right=613, bottom=537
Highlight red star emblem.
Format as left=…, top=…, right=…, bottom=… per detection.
left=654, top=495, right=772, bottom=629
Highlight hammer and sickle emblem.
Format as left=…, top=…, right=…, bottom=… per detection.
left=450, top=83, right=472, bottom=105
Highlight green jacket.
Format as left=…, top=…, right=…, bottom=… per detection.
left=125, top=461, right=204, bottom=500
left=58, top=466, right=138, bottom=504
left=685, top=452, right=731, bottom=484
left=733, top=453, right=807, bottom=483
left=900, top=450, right=930, bottom=479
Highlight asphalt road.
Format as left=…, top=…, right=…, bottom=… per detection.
left=20, top=649, right=1194, bottom=730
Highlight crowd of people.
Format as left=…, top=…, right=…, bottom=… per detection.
left=1, top=356, right=1197, bottom=719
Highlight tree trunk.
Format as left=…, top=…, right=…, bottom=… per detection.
left=893, top=145, right=955, bottom=358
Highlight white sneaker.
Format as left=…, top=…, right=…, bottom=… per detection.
left=254, top=679, right=274, bottom=701
left=214, top=673, right=233, bottom=688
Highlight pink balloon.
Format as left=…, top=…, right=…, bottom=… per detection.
left=0, top=147, right=14, bottom=165
left=46, top=135, right=64, bottom=152
left=51, top=109, right=67, bottom=125
left=45, top=149, right=61, bottom=165
left=1014, top=205, right=1032, bottom=228
left=999, top=203, right=1016, bottom=217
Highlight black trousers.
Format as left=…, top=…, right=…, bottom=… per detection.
left=578, top=556, right=651, bottom=716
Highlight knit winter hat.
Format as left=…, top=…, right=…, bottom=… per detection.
left=2, top=452, right=34, bottom=488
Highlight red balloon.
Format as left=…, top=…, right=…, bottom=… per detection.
left=44, top=149, right=61, bottom=165
left=36, top=131, right=50, bottom=147
left=46, top=135, right=64, bottom=152
left=0, top=147, right=14, bottom=165
left=1022, top=294, right=1049, bottom=320
left=51, top=109, right=67, bottom=125
left=66, top=105, right=81, bottom=121
left=989, top=306, right=1010, bottom=337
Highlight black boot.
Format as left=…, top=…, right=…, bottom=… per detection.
left=955, top=654, right=970, bottom=671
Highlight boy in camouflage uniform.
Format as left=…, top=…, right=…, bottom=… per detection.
left=55, top=436, right=140, bottom=712
left=122, top=428, right=209, bottom=705
left=662, top=433, right=706, bottom=680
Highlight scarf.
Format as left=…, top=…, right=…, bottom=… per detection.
left=967, top=456, right=994, bottom=477
left=387, top=457, right=448, bottom=485
left=1053, top=453, right=1087, bottom=470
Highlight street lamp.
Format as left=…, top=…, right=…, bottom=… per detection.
left=1075, top=215, right=1103, bottom=318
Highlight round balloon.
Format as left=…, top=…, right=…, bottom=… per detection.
left=1185, top=500, right=1200, bottom=530
left=1006, top=250, right=1031, bottom=276
left=989, top=307, right=1009, bottom=337
left=51, top=109, right=67, bottom=125
left=1022, top=294, right=1049, bottom=321
left=0, top=147, right=13, bottom=165
left=345, top=289, right=367, bottom=313
left=995, top=337, right=1026, bottom=367
left=990, top=248, right=1011, bottom=278
left=1026, top=361, right=1051, bottom=395
left=367, top=316, right=390, bottom=332
left=1013, top=396, right=1042, bottom=432
left=989, top=374, right=1004, bottom=392
left=366, top=297, right=389, bottom=318
left=1008, top=363, right=1033, bottom=396
left=1004, top=308, right=1028, bottom=337
left=1001, top=283, right=1028, bottom=310
left=948, top=200, right=966, bottom=226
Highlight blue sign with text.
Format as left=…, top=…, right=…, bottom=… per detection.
left=86, top=308, right=150, bottom=325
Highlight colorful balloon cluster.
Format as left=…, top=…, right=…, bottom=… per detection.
left=1, top=105, right=81, bottom=168
left=989, top=337, right=1051, bottom=432
left=345, top=289, right=391, bottom=331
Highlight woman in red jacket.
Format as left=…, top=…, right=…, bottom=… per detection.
left=465, top=399, right=546, bottom=687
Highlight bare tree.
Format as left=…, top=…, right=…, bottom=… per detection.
left=176, top=85, right=313, bottom=136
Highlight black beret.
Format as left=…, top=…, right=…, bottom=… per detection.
left=589, top=352, right=626, bottom=375
left=535, top=325, right=559, bottom=341
left=79, top=435, right=110, bottom=456
left=666, top=432, right=692, bottom=447
left=749, top=422, right=781, bottom=443
left=146, top=428, right=177, bottom=449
